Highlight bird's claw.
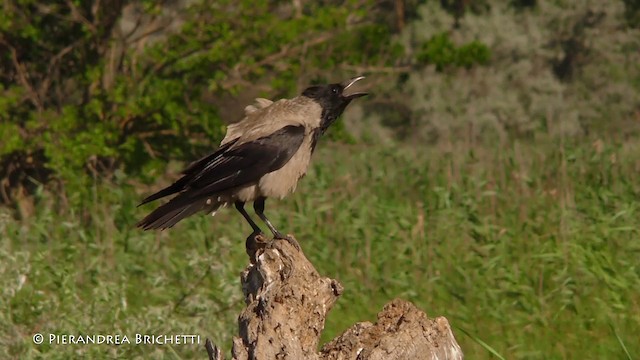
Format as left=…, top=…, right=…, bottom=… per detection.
left=272, top=232, right=301, bottom=251
left=252, top=230, right=268, bottom=242
left=246, top=230, right=268, bottom=262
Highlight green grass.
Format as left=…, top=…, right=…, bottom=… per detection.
left=1, top=137, right=639, bottom=359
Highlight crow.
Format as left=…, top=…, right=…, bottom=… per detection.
left=137, top=76, right=367, bottom=244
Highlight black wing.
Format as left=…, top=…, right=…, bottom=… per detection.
left=137, top=138, right=240, bottom=206
left=137, top=125, right=305, bottom=230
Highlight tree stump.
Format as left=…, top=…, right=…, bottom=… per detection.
left=206, top=235, right=463, bottom=360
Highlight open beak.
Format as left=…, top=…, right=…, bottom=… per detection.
left=341, top=76, right=368, bottom=99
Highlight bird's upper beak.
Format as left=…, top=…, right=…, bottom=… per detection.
left=341, top=76, right=368, bottom=99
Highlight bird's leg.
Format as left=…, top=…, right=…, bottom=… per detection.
left=253, top=197, right=300, bottom=250
left=253, top=197, right=285, bottom=238
left=235, top=201, right=265, bottom=238
left=235, top=201, right=268, bottom=260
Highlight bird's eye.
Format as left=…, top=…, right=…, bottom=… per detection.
left=331, top=87, right=339, bottom=94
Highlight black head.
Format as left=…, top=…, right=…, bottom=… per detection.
left=302, top=76, right=368, bottom=129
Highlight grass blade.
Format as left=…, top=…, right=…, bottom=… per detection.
left=609, top=322, right=633, bottom=360
left=455, top=326, right=506, bottom=360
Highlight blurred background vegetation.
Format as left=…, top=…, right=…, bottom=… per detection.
left=1, top=0, right=639, bottom=359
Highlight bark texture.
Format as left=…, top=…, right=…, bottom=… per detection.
left=207, top=235, right=463, bottom=360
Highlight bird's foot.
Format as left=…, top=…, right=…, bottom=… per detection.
left=246, top=230, right=269, bottom=263
left=272, top=232, right=301, bottom=251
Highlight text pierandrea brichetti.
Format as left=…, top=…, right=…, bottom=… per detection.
left=32, top=333, right=201, bottom=345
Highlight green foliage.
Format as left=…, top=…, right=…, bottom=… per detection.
left=2, top=2, right=640, bottom=359
left=0, top=0, right=400, bottom=203
left=2, top=139, right=639, bottom=359
left=623, top=0, right=640, bottom=26
left=510, top=0, right=537, bottom=10
left=369, top=0, right=640, bottom=145
left=440, top=0, right=492, bottom=23
left=416, top=32, right=491, bottom=72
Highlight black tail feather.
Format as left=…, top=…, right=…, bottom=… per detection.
left=137, top=178, right=188, bottom=207
left=138, top=195, right=204, bottom=230
left=137, top=140, right=240, bottom=207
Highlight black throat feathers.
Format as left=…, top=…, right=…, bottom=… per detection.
left=310, top=109, right=337, bottom=153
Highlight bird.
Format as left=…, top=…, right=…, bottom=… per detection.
left=136, top=76, right=367, bottom=245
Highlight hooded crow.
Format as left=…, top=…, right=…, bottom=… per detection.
left=137, top=76, right=367, bottom=242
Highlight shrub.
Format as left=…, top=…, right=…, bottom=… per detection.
left=0, top=0, right=400, bottom=207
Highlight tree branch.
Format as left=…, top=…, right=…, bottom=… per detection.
left=220, top=32, right=336, bottom=91
left=65, top=0, right=97, bottom=33
left=0, top=38, right=43, bottom=112
left=341, top=64, right=413, bottom=74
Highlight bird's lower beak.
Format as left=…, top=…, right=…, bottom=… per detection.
left=341, top=76, right=368, bottom=99
left=345, top=92, right=368, bottom=99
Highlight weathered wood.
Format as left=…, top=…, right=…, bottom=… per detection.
left=320, top=299, right=463, bottom=360
left=208, top=234, right=463, bottom=360
left=205, top=338, right=224, bottom=360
